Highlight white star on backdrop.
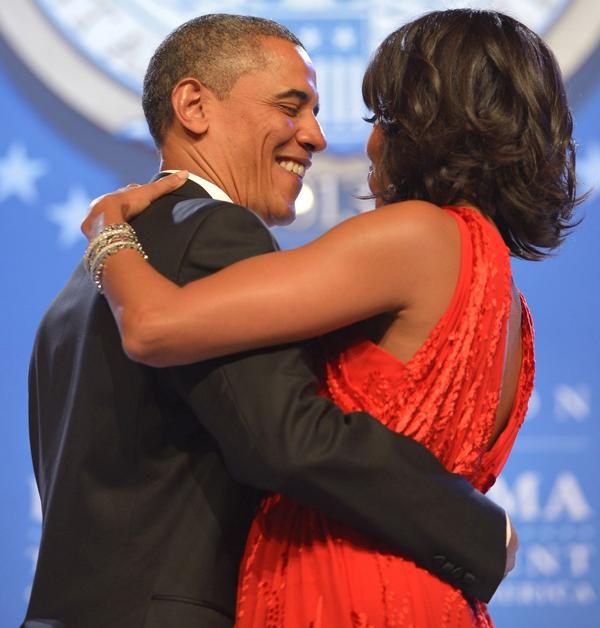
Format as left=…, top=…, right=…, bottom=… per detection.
left=47, top=186, right=92, bottom=247
left=0, top=142, right=48, bottom=204
left=332, top=26, right=357, bottom=51
left=578, top=142, right=600, bottom=200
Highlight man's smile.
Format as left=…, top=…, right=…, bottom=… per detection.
left=276, top=157, right=310, bottom=178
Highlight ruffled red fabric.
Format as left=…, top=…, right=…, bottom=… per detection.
left=236, top=207, right=535, bottom=627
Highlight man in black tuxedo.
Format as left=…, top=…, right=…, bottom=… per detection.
left=25, top=14, right=514, bottom=628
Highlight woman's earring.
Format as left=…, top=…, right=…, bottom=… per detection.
left=385, top=183, right=397, bottom=198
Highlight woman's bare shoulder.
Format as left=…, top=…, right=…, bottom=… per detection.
left=379, top=199, right=457, bottom=230
left=327, top=199, right=459, bottom=254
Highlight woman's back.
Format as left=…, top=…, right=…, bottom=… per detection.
left=364, top=204, right=524, bottom=450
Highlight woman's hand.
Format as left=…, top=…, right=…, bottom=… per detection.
left=81, top=171, right=189, bottom=240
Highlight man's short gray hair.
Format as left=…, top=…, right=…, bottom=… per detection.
left=142, top=14, right=303, bottom=147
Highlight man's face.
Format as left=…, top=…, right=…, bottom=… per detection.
left=207, top=37, right=326, bottom=225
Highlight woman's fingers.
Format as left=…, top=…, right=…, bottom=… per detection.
left=115, top=171, right=189, bottom=214
left=82, top=172, right=189, bottom=239
left=128, top=171, right=188, bottom=208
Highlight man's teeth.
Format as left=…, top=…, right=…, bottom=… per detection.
left=278, top=160, right=305, bottom=177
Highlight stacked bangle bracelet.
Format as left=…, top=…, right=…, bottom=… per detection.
left=83, top=223, right=147, bottom=293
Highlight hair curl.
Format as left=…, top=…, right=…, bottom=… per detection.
left=362, top=9, right=583, bottom=259
left=143, top=14, right=302, bottom=147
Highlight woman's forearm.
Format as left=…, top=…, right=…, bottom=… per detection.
left=101, top=249, right=184, bottom=366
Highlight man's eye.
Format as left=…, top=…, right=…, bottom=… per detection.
left=280, top=104, right=300, bottom=116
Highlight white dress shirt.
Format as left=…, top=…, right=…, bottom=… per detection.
left=161, top=170, right=234, bottom=204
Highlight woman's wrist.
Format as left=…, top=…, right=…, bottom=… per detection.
left=83, top=223, right=147, bottom=293
left=83, top=207, right=127, bottom=241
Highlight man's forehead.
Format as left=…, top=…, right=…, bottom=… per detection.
left=295, top=45, right=314, bottom=67
left=260, top=41, right=319, bottom=97
left=261, top=37, right=316, bottom=75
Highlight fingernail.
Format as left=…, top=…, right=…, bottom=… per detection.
left=175, top=170, right=188, bottom=180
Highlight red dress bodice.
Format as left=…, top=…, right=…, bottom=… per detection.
left=236, top=207, right=535, bottom=627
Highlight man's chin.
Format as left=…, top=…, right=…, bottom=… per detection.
left=250, top=194, right=297, bottom=226
left=271, top=205, right=296, bottom=227
left=264, top=196, right=297, bottom=227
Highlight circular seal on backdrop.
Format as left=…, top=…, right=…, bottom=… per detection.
left=0, top=0, right=583, bottom=149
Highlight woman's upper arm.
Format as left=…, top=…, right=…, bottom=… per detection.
left=137, top=200, right=453, bottom=366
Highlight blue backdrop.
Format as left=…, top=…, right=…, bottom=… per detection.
left=1, top=1, right=598, bottom=626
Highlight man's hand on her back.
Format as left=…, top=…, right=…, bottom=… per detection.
left=504, top=516, right=519, bottom=577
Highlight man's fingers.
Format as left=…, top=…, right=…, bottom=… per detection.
left=504, top=518, right=519, bottom=577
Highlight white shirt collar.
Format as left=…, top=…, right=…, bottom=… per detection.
left=161, top=170, right=234, bottom=204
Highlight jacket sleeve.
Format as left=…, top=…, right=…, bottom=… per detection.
left=166, top=202, right=507, bottom=602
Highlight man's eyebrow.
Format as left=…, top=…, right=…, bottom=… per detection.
left=274, top=89, right=320, bottom=116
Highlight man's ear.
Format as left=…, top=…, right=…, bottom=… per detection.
left=170, top=78, right=213, bottom=135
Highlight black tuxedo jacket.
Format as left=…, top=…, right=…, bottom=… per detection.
left=25, top=179, right=506, bottom=628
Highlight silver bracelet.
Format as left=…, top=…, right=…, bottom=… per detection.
left=84, top=223, right=148, bottom=293
left=83, top=223, right=137, bottom=272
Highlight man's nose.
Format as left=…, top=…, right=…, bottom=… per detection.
left=298, top=115, right=327, bottom=153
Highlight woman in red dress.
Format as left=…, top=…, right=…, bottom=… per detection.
left=81, top=9, right=580, bottom=626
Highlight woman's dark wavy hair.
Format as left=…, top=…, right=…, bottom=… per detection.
left=362, top=9, right=583, bottom=260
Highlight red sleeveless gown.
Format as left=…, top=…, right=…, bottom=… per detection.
left=236, top=207, right=535, bottom=627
